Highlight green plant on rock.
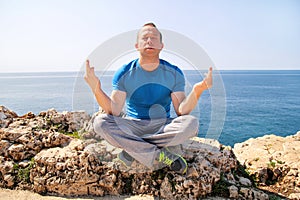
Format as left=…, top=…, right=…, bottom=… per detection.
left=15, top=158, right=35, bottom=183
left=234, top=163, right=251, bottom=179
left=211, top=173, right=230, bottom=197
left=64, top=131, right=82, bottom=139
left=151, top=169, right=166, bottom=181
left=276, top=160, right=285, bottom=165
left=267, top=160, right=276, bottom=168
left=269, top=194, right=282, bottom=200
left=233, top=163, right=257, bottom=187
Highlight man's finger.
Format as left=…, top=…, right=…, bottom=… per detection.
left=86, top=60, right=90, bottom=72
left=90, top=67, right=95, bottom=74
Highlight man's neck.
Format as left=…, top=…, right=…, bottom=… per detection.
left=139, top=56, right=160, bottom=71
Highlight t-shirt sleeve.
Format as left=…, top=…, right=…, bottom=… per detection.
left=112, top=66, right=126, bottom=92
left=172, top=68, right=185, bottom=92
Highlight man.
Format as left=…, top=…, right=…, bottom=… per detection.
left=84, top=23, right=212, bottom=174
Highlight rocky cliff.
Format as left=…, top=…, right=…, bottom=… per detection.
left=0, top=105, right=290, bottom=199
left=233, top=131, right=300, bottom=199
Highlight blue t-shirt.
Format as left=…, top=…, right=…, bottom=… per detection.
left=112, top=59, right=185, bottom=119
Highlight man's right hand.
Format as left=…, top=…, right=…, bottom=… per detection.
left=84, top=60, right=101, bottom=94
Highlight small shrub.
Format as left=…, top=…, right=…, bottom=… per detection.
left=65, top=131, right=81, bottom=139
left=15, top=158, right=35, bottom=183
left=211, top=173, right=230, bottom=197
left=268, top=160, right=276, bottom=168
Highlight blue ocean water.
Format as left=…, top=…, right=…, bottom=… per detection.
left=0, top=70, right=299, bottom=146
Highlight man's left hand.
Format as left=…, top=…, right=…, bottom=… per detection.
left=193, top=67, right=213, bottom=98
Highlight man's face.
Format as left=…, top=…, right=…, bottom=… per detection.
left=135, top=26, right=163, bottom=57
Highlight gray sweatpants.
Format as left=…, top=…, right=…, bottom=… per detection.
left=93, top=114, right=199, bottom=168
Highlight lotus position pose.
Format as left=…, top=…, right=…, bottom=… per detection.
left=84, top=22, right=212, bottom=174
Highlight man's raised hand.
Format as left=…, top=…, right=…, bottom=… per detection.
left=84, top=60, right=101, bottom=93
left=203, top=67, right=213, bottom=90
left=193, top=67, right=213, bottom=98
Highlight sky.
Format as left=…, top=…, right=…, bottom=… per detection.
left=0, top=0, right=299, bottom=72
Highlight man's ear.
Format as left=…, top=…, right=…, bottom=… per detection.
left=157, top=42, right=164, bottom=50
left=135, top=43, right=138, bottom=50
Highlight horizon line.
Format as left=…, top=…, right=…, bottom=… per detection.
left=1, top=68, right=300, bottom=73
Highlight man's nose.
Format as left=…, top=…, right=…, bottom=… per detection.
left=146, top=37, right=153, bottom=44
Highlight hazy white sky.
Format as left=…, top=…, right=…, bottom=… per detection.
left=0, top=0, right=299, bottom=72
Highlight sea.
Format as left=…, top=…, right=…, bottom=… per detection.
left=0, top=70, right=299, bottom=147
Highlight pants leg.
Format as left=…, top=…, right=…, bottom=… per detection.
left=142, top=115, right=199, bottom=147
left=93, top=114, right=160, bottom=168
left=93, top=114, right=199, bottom=168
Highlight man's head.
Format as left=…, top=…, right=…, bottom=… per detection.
left=137, top=22, right=162, bottom=42
left=135, top=22, right=164, bottom=57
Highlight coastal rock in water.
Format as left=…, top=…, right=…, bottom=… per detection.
left=233, top=131, right=300, bottom=198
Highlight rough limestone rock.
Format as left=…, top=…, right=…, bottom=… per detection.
left=233, top=132, right=300, bottom=199
left=0, top=106, right=274, bottom=199
left=0, top=106, right=18, bottom=128
left=29, top=137, right=239, bottom=198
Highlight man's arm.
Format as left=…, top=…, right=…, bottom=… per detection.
left=84, top=60, right=126, bottom=116
left=171, top=67, right=213, bottom=115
